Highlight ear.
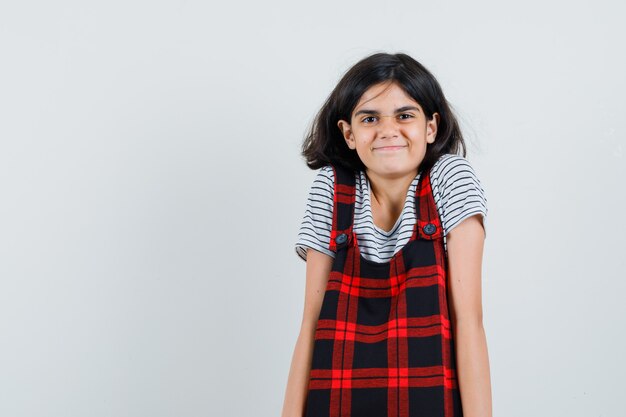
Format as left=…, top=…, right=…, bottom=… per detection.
left=426, top=112, right=439, bottom=144
left=337, top=119, right=356, bottom=150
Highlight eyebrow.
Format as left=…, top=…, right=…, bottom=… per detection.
left=353, top=106, right=421, bottom=117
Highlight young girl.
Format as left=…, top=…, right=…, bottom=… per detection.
left=282, top=52, right=492, bottom=417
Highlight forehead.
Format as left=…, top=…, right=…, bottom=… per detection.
left=355, top=81, right=420, bottom=110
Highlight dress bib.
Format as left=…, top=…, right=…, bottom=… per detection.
left=304, top=163, right=463, bottom=417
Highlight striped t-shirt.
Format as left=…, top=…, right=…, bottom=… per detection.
left=295, top=153, right=488, bottom=263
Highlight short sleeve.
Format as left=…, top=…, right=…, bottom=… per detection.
left=431, top=155, right=488, bottom=237
left=294, top=166, right=337, bottom=262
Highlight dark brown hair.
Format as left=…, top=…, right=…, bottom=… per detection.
left=301, top=52, right=466, bottom=173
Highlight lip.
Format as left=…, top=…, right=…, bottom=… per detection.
left=373, top=145, right=407, bottom=151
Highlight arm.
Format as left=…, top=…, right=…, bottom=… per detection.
left=446, top=214, right=492, bottom=417
left=281, top=248, right=334, bottom=417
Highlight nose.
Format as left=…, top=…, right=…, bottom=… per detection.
left=377, top=115, right=399, bottom=138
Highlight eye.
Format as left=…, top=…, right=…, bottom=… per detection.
left=397, top=113, right=415, bottom=120
left=361, top=116, right=378, bottom=123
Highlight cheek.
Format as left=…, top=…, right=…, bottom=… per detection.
left=407, top=123, right=423, bottom=132
left=355, top=131, right=374, bottom=144
left=405, top=125, right=426, bottom=139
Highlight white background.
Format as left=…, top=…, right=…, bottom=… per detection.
left=1, top=1, right=624, bottom=416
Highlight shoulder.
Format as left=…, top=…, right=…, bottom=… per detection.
left=302, top=165, right=335, bottom=215
left=294, top=165, right=336, bottom=262
left=319, top=165, right=335, bottom=182
left=430, top=153, right=482, bottom=188
left=310, top=165, right=335, bottom=197
left=309, top=164, right=360, bottom=195
left=429, top=153, right=488, bottom=236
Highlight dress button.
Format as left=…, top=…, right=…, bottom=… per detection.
left=336, top=233, right=348, bottom=244
left=423, top=223, right=437, bottom=235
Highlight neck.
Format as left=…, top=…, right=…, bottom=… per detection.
left=366, top=168, right=418, bottom=213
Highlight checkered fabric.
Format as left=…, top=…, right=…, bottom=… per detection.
left=304, top=163, right=463, bottom=417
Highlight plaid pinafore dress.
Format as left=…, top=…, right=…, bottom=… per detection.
left=304, top=163, right=463, bottom=417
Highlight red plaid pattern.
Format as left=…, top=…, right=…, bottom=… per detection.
left=304, top=164, right=463, bottom=417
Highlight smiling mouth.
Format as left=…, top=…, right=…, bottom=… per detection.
left=373, top=145, right=407, bottom=151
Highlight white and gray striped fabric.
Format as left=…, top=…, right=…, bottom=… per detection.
left=295, top=153, right=488, bottom=263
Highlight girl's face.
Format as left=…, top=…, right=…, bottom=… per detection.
left=337, top=81, right=438, bottom=179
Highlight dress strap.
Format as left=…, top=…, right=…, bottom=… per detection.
left=414, top=166, right=444, bottom=240
left=329, top=163, right=356, bottom=251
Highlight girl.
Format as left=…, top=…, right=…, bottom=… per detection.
left=282, top=52, right=492, bottom=417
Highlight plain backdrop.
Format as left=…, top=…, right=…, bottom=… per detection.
left=1, top=1, right=625, bottom=416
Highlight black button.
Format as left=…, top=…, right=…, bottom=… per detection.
left=423, top=223, right=437, bottom=235
left=336, top=233, right=348, bottom=244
